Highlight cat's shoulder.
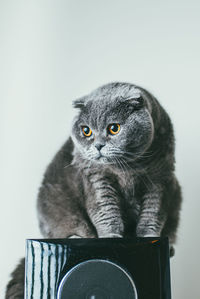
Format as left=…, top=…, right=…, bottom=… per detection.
left=43, top=137, right=74, bottom=184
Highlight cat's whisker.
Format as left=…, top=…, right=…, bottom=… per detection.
left=64, top=161, right=75, bottom=169
left=115, top=157, right=126, bottom=178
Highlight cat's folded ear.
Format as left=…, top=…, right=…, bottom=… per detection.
left=72, top=97, right=86, bottom=109
left=125, top=95, right=144, bottom=110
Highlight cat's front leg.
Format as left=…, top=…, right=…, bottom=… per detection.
left=136, top=185, right=166, bottom=238
left=86, top=177, right=124, bottom=238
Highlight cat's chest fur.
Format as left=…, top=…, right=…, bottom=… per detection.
left=116, top=169, right=135, bottom=200
left=84, top=165, right=138, bottom=208
left=83, top=165, right=141, bottom=233
left=114, top=169, right=141, bottom=213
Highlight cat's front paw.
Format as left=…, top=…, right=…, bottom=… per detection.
left=98, top=233, right=123, bottom=238
left=137, top=233, right=159, bottom=238
left=68, top=235, right=82, bottom=238
left=136, top=228, right=160, bottom=238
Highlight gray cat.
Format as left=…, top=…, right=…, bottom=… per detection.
left=6, top=82, right=182, bottom=298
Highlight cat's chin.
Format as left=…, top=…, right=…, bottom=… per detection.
left=95, top=156, right=109, bottom=164
left=89, top=155, right=113, bottom=165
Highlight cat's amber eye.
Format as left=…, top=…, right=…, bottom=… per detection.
left=82, top=126, right=92, bottom=137
left=108, top=123, right=121, bottom=135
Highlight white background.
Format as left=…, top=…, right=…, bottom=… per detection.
left=1, top=0, right=200, bottom=298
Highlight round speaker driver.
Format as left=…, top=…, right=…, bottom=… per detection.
left=57, top=259, right=138, bottom=299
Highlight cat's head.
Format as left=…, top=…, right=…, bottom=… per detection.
left=71, top=82, right=154, bottom=165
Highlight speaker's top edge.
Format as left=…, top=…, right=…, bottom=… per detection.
left=26, top=237, right=168, bottom=247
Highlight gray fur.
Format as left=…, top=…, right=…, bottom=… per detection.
left=5, top=259, right=24, bottom=299
left=6, top=82, right=182, bottom=298
left=38, top=82, right=182, bottom=243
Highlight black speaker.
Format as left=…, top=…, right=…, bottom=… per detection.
left=25, top=237, right=171, bottom=299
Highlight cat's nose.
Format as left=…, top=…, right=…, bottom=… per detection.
left=95, top=143, right=105, bottom=151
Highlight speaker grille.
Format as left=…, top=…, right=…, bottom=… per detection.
left=57, top=259, right=138, bottom=299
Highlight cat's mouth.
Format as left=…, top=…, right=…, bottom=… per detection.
left=94, top=152, right=109, bottom=163
left=96, top=153, right=104, bottom=160
left=94, top=153, right=117, bottom=165
left=89, top=150, right=118, bottom=164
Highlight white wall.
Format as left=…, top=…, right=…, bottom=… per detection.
left=1, top=0, right=200, bottom=298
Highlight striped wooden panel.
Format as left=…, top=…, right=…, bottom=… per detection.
left=25, top=240, right=68, bottom=299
